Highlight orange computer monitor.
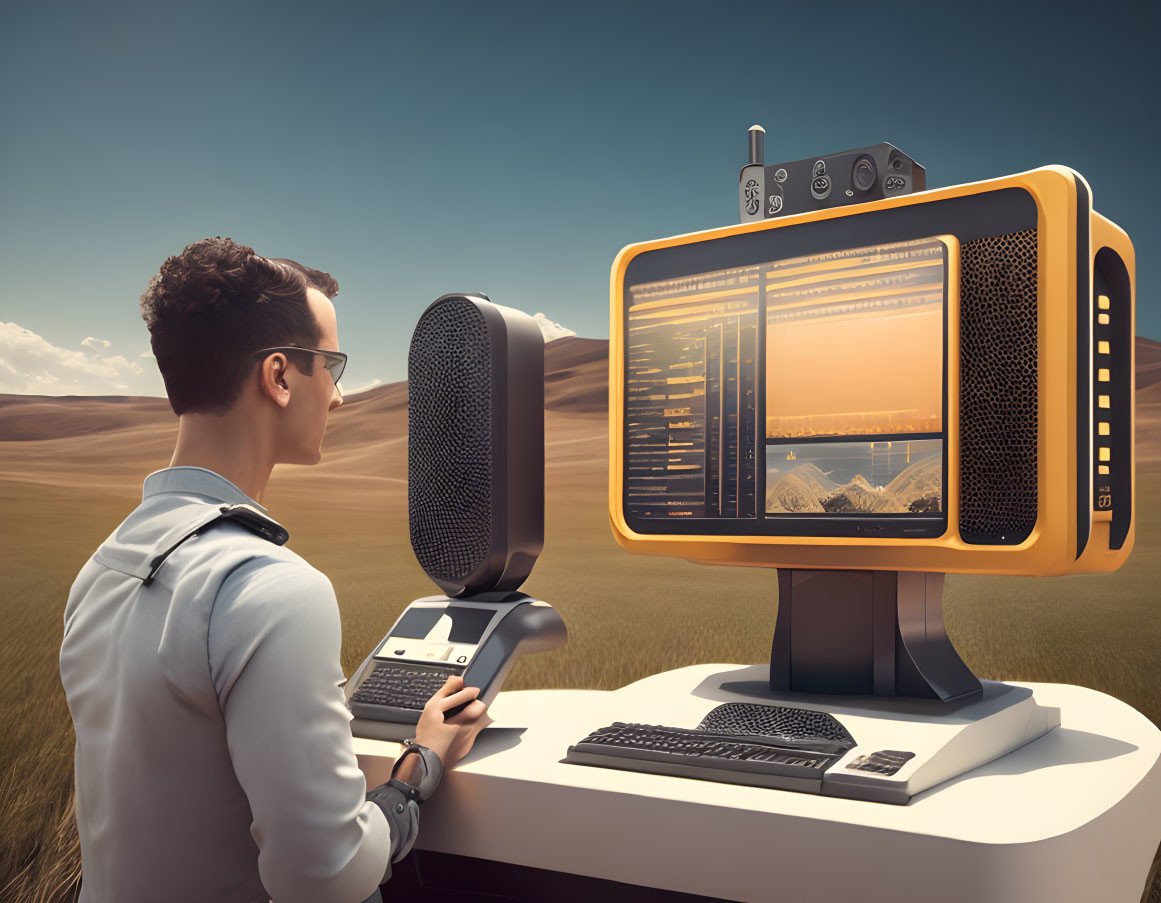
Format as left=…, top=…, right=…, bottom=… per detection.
left=609, top=167, right=1134, bottom=577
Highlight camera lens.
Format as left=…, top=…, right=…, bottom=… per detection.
left=852, top=156, right=877, bottom=192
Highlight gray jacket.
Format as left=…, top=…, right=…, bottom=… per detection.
left=60, top=466, right=416, bottom=903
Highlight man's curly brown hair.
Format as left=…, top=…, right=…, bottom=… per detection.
left=141, top=237, right=339, bottom=415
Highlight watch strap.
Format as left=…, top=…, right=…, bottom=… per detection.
left=391, top=739, right=443, bottom=802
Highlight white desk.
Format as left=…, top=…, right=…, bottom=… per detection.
left=354, top=664, right=1161, bottom=903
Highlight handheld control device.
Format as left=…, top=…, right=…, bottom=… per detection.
left=348, top=591, right=566, bottom=741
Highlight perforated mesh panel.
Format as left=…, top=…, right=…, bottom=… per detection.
left=408, top=298, right=493, bottom=582
left=697, top=702, right=855, bottom=747
left=958, top=229, right=1039, bottom=545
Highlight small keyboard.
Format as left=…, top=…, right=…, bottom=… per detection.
left=565, top=704, right=856, bottom=793
left=349, top=661, right=459, bottom=711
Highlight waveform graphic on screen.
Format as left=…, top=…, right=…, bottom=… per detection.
left=625, top=269, right=759, bottom=518
left=765, top=238, right=946, bottom=440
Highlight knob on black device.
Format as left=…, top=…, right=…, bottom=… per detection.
left=346, top=294, right=567, bottom=740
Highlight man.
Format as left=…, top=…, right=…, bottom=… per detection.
left=59, top=237, right=491, bottom=903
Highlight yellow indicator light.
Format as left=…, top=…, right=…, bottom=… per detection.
left=1098, top=340, right=1110, bottom=354
left=1099, top=395, right=1110, bottom=408
left=1098, top=294, right=1110, bottom=310
left=1098, top=368, right=1110, bottom=382
left=1098, top=313, right=1110, bottom=325
left=1099, top=422, right=1110, bottom=436
left=1099, top=464, right=1110, bottom=475
left=1099, top=447, right=1111, bottom=462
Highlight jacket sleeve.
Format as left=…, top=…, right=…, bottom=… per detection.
left=208, top=558, right=412, bottom=903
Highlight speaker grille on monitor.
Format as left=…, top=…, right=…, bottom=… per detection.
left=958, top=229, right=1039, bottom=545
left=408, top=298, right=493, bottom=581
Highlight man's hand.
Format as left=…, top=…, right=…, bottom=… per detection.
left=412, top=676, right=492, bottom=769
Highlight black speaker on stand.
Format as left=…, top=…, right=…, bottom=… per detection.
left=347, top=294, right=567, bottom=741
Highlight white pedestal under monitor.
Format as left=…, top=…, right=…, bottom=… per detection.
left=354, top=664, right=1161, bottom=903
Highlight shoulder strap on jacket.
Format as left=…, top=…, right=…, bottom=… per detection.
left=141, top=503, right=289, bottom=586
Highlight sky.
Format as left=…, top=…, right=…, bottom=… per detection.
left=1, top=0, right=1158, bottom=396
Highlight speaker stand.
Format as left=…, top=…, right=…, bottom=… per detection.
left=770, top=569, right=981, bottom=703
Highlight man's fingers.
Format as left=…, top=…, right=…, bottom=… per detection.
left=444, top=699, right=488, bottom=725
left=435, top=685, right=480, bottom=712
left=424, top=676, right=464, bottom=706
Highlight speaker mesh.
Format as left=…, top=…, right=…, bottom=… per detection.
left=408, top=299, right=493, bottom=581
left=958, top=229, right=1038, bottom=544
left=697, top=703, right=854, bottom=746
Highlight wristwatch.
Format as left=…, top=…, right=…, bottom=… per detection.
left=386, top=739, right=443, bottom=803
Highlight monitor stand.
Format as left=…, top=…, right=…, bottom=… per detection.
left=770, top=569, right=981, bottom=702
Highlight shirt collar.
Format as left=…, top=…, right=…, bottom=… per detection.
left=142, top=467, right=267, bottom=513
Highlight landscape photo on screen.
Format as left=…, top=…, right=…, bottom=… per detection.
left=765, top=440, right=943, bottom=514
left=764, top=237, right=948, bottom=516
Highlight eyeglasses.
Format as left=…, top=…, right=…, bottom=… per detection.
left=253, top=346, right=347, bottom=385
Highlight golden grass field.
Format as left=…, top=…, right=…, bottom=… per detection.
left=2, top=335, right=1160, bottom=901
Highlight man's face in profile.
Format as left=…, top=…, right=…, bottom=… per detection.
left=276, top=287, right=344, bottom=466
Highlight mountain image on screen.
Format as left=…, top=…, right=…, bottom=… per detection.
left=883, top=454, right=943, bottom=513
left=766, top=455, right=941, bottom=515
left=821, top=473, right=894, bottom=513
left=764, top=464, right=835, bottom=513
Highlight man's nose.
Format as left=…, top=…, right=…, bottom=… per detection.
left=330, top=383, right=343, bottom=410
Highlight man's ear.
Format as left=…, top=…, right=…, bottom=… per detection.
left=258, top=354, right=292, bottom=409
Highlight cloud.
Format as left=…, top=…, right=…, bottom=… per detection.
left=0, top=322, right=164, bottom=396
left=531, top=312, right=576, bottom=342
left=342, top=377, right=383, bottom=396
left=101, top=354, right=145, bottom=376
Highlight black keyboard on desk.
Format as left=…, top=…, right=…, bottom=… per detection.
left=349, top=661, right=460, bottom=711
left=564, top=703, right=856, bottom=794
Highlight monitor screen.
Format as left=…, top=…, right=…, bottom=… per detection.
left=623, top=236, right=952, bottom=539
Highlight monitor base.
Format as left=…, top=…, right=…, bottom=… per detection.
left=561, top=666, right=1060, bottom=804
left=771, top=569, right=981, bottom=702
left=702, top=665, right=1061, bottom=803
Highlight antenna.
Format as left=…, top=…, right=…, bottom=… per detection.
left=748, top=124, right=764, bottom=166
